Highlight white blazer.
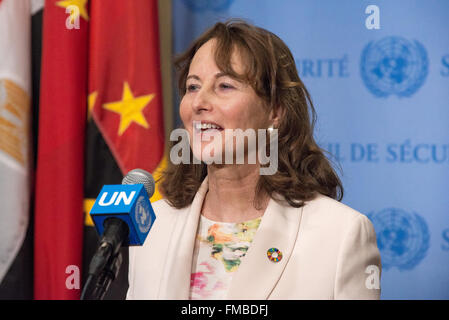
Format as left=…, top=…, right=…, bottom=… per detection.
left=127, top=176, right=381, bottom=300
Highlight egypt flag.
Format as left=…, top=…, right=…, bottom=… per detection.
left=0, top=0, right=32, bottom=284
left=34, top=0, right=88, bottom=299
left=83, top=0, right=165, bottom=299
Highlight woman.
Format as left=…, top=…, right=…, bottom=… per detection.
left=127, top=20, right=381, bottom=300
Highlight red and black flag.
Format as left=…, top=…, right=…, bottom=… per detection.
left=83, top=0, right=165, bottom=299
left=33, top=0, right=165, bottom=299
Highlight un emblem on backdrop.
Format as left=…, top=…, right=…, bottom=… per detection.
left=368, top=208, right=430, bottom=271
left=181, top=0, right=234, bottom=12
left=360, top=36, right=428, bottom=97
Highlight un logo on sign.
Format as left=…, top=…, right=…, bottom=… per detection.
left=135, top=196, right=151, bottom=233
left=368, top=208, right=430, bottom=271
left=181, top=0, right=234, bottom=12
left=360, top=36, right=428, bottom=97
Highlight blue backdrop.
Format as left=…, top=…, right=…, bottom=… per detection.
left=171, top=0, right=449, bottom=299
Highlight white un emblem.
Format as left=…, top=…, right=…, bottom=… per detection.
left=135, top=196, right=151, bottom=233
left=360, top=36, right=428, bottom=97
left=368, top=208, right=430, bottom=271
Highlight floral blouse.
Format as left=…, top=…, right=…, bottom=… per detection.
left=189, top=214, right=262, bottom=300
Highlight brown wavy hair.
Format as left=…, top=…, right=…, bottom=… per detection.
left=160, top=19, right=343, bottom=208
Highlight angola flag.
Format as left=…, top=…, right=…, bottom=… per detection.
left=83, top=0, right=165, bottom=299
left=34, top=0, right=88, bottom=300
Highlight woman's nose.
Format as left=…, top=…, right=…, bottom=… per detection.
left=192, top=87, right=213, bottom=113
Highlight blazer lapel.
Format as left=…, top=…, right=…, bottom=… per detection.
left=157, top=177, right=209, bottom=299
left=157, top=176, right=303, bottom=300
left=226, top=196, right=303, bottom=299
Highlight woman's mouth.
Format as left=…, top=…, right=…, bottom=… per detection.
left=193, top=121, right=224, bottom=143
left=194, top=122, right=224, bottom=132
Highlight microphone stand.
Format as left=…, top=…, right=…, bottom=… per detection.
left=90, top=252, right=123, bottom=300
left=81, top=218, right=128, bottom=300
left=83, top=251, right=123, bottom=300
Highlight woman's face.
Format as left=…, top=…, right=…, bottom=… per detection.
left=180, top=39, right=272, bottom=163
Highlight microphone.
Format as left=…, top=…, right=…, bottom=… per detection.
left=81, top=169, right=156, bottom=299
left=90, top=168, right=156, bottom=247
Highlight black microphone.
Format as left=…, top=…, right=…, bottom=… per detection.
left=81, top=168, right=156, bottom=299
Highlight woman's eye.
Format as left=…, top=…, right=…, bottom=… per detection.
left=186, top=84, right=199, bottom=92
left=219, top=83, right=234, bottom=90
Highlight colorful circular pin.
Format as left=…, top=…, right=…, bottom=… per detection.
left=267, top=248, right=283, bottom=262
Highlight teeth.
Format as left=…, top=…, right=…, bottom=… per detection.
left=195, top=122, right=221, bottom=130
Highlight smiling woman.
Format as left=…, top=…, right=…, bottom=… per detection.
left=126, top=19, right=382, bottom=300
left=162, top=20, right=344, bottom=211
